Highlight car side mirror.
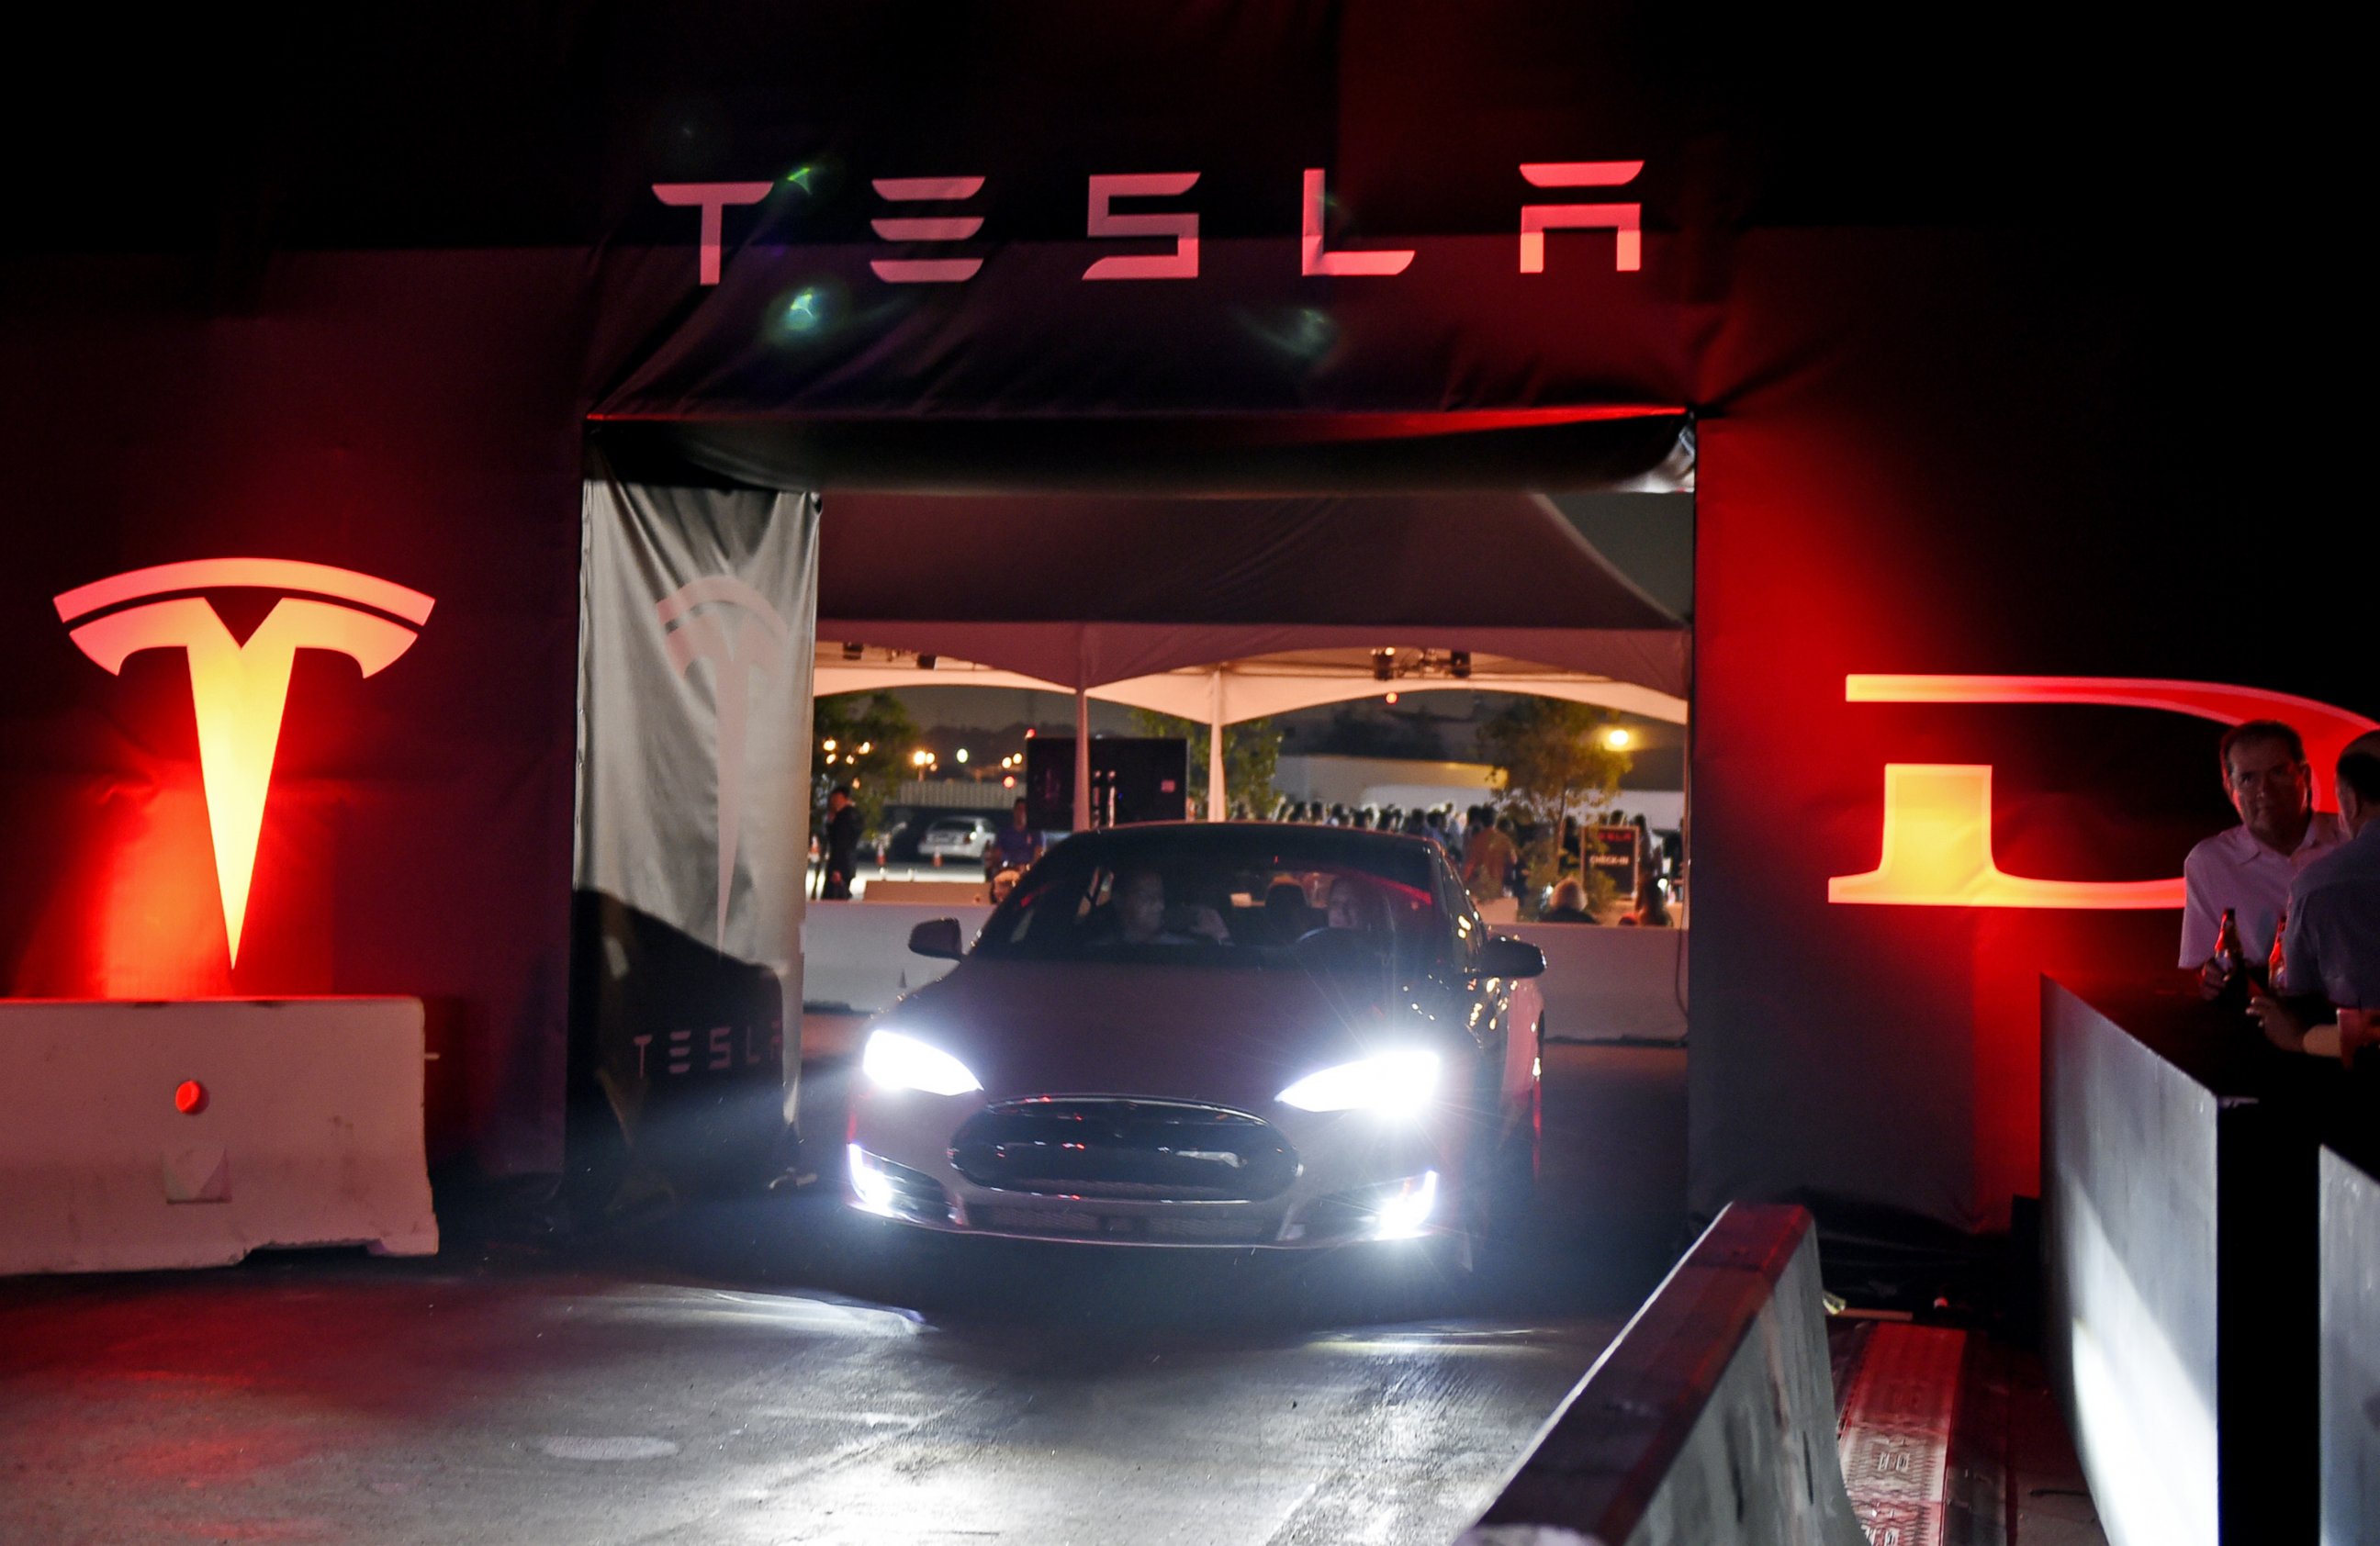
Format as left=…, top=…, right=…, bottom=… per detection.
left=1474, top=935, right=1545, bottom=980
left=907, top=918, right=965, bottom=960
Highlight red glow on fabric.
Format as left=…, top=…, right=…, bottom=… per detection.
left=174, top=1080, right=208, bottom=1115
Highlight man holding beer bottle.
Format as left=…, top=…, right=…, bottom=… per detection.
left=2249, top=733, right=2380, bottom=1067
left=2184, top=720, right=2346, bottom=1000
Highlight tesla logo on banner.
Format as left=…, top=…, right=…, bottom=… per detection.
left=657, top=577, right=791, bottom=946
left=1830, top=674, right=2380, bottom=909
left=653, top=162, right=1643, bottom=286
left=54, top=559, right=435, bottom=963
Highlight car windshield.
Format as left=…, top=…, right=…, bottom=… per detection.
left=972, top=826, right=1451, bottom=969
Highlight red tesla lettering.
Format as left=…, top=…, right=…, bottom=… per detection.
left=870, top=175, right=986, bottom=284
left=652, top=182, right=774, bottom=286
left=1083, top=173, right=1200, bottom=280
left=1300, top=169, right=1413, bottom=277
left=1518, top=162, right=1643, bottom=273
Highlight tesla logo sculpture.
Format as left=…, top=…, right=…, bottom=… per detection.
left=53, top=558, right=435, bottom=963
left=654, top=161, right=1644, bottom=286
left=656, top=577, right=791, bottom=947
left=1830, top=674, right=2379, bottom=909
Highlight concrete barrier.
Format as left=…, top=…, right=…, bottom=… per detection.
left=803, top=900, right=1686, bottom=1045
left=0, top=998, right=438, bottom=1274
left=2042, top=980, right=2318, bottom=1546
left=1510, top=924, right=1687, bottom=1044
left=2322, top=1144, right=2380, bottom=1545
left=1460, top=1203, right=1863, bottom=1546
left=801, top=901, right=994, bottom=1013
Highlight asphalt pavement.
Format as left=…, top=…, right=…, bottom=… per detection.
left=0, top=1041, right=1686, bottom=1546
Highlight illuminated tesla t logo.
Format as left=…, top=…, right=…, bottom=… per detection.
left=54, top=558, right=435, bottom=963
left=657, top=577, right=791, bottom=946
left=1830, top=674, right=2379, bottom=909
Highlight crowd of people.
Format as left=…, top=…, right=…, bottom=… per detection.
left=2187, top=720, right=2380, bottom=1077
left=819, top=785, right=1679, bottom=924
left=1232, top=798, right=1677, bottom=925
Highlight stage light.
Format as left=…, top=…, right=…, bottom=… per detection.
left=955, top=748, right=969, bottom=764
left=1386, top=691, right=1400, bottom=705
left=857, top=742, right=871, bottom=755
left=822, top=739, right=837, bottom=753
left=1003, top=775, right=1016, bottom=789
left=1605, top=727, right=1632, bottom=750
left=1451, top=650, right=1471, bottom=679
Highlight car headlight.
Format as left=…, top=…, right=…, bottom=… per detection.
left=1276, top=1050, right=1439, bottom=1115
left=861, top=1028, right=983, bottom=1097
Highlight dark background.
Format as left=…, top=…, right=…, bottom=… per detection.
left=0, top=6, right=2357, bottom=1231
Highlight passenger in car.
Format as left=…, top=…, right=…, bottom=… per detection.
left=1114, top=869, right=1229, bottom=946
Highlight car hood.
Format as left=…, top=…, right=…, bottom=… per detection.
left=879, top=958, right=1461, bottom=1112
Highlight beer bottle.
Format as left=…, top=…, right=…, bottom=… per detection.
left=2211, top=907, right=2246, bottom=1006
left=2265, top=902, right=2288, bottom=996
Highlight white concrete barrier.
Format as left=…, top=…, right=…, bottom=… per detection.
left=802, top=901, right=994, bottom=1013
left=1461, top=1204, right=1863, bottom=1546
left=0, top=998, right=438, bottom=1274
left=1510, top=924, right=1687, bottom=1044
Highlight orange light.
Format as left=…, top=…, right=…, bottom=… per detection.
left=1002, top=775, right=1016, bottom=789
left=174, top=1080, right=208, bottom=1115
left=1384, top=691, right=1399, bottom=704
left=1604, top=727, right=1632, bottom=750
left=56, top=560, right=433, bottom=965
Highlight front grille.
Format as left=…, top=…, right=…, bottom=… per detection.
left=973, top=1204, right=1277, bottom=1243
left=950, top=1099, right=1299, bottom=1201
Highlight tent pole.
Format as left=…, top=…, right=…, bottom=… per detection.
left=1207, top=670, right=1228, bottom=821
left=1073, top=688, right=1093, bottom=832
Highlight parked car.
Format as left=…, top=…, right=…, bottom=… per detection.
left=915, top=815, right=996, bottom=863
left=845, top=823, right=1545, bottom=1268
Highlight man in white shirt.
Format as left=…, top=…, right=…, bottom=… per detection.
left=2181, top=720, right=2346, bottom=992
left=2251, top=734, right=2380, bottom=1066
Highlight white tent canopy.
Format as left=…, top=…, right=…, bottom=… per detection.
left=817, top=644, right=1685, bottom=820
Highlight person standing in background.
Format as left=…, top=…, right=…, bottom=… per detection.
left=2184, top=721, right=2345, bottom=998
left=821, top=784, right=863, bottom=901
left=988, top=797, right=1042, bottom=878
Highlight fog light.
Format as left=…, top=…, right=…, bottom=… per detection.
left=848, top=1144, right=897, bottom=1216
left=1372, top=1171, right=1439, bottom=1240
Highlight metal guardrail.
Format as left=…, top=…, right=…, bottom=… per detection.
left=1459, top=1203, right=1863, bottom=1546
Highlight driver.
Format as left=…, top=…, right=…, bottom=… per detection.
left=1114, top=868, right=1229, bottom=946
left=1322, top=876, right=1387, bottom=933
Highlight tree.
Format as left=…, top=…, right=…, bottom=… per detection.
left=1475, top=698, right=1632, bottom=904
left=1128, top=710, right=1283, bottom=817
left=814, top=691, right=916, bottom=835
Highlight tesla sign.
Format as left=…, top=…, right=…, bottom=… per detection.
left=1830, top=674, right=2378, bottom=909
left=653, top=162, right=1645, bottom=286
left=54, top=559, right=434, bottom=964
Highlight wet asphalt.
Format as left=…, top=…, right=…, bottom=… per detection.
left=0, top=1041, right=1685, bottom=1546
